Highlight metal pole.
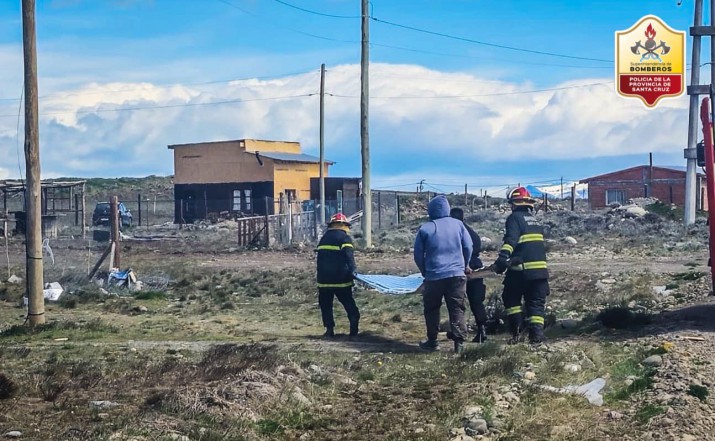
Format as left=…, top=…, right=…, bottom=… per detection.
left=699, top=97, right=715, bottom=294
left=319, top=63, right=326, bottom=226
left=22, top=0, right=44, bottom=325
left=137, top=193, right=142, bottom=227
left=360, top=0, right=372, bottom=246
left=685, top=0, right=704, bottom=225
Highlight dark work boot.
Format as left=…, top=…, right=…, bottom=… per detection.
left=323, top=327, right=335, bottom=338
left=472, top=325, right=488, bottom=343
left=349, top=321, right=359, bottom=337
left=507, top=313, right=523, bottom=345
left=419, top=339, right=439, bottom=351
left=528, top=324, right=545, bottom=344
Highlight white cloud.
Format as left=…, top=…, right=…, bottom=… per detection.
left=0, top=62, right=691, bottom=179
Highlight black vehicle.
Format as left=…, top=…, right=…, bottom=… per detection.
left=92, top=202, right=133, bottom=227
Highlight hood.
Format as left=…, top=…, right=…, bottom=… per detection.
left=427, top=195, right=450, bottom=220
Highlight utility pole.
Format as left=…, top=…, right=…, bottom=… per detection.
left=560, top=177, right=564, bottom=199
left=22, top=0, right=44, bottom=326
left=360, top=0, right=372, bottom=246
left=319, top=63, right=326, bottom=225
left=685, top=0, right=704, bottom=225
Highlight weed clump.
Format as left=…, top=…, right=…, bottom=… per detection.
left=199, top=344, right=280, bottom=381
left=688, top=384, right=709, bottom=402
left=0, top=373, right=18, bottom=399
left=596, top=307, right=652, bottom=329
left=634, top=403, right=664, bottom=424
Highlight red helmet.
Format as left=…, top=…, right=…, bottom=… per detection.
left=507, top=187, right=536, bottom=207
left=329, top=212, right=351, bottom=227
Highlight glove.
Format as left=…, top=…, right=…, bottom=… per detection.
left=493, top=256, right=509, bottom=274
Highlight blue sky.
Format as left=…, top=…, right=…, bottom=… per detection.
left=0, top=0, right=706, bottom=193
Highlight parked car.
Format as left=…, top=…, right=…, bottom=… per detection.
left=92, top=202, right=132, bottom=227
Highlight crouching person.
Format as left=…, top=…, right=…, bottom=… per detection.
left=414, top=195, right=473, bottom=353
left=316, top=213, right=360, bottom=338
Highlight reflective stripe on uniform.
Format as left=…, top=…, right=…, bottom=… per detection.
left=317, top=282, right=354, bottom=288
left=341, top=243, right=354, bottom=249
left=529, top=316, right=545, bottom=325
left=518, top=233, right=544, bottom=244
left=501, top=244, right=514, bottom=253
left=523, top=261, right=547, bottom=270
left=317, top=245, right=341, bottom=251
left=506, top=306, right=522, bottom=315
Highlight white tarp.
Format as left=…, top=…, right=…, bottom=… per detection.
left=354, top=273, right=424, bottom=295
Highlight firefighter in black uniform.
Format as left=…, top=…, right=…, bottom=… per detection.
left=493, top=187, right=550, bottom=344
left=316, top=213, right=360, bottom=337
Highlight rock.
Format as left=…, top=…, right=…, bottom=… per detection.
left=558, top=319, right=580, bottom=329
left=608, top=410, right=624, bottom=420
left=642, top=355, right=663, bottom=367
left=462, top=405, right=483, bottom=419
left=564, top=363, right=582, bottom=373
left=450, top=436, right=475, bottom=441
left=465, top=418, right=488, bottom=435
left=624, top=206, right=647, bottom=218
left=169, top=435, right=190, bottom=441
left=90, top=400, right=119, bottom=410
left=299, top=433, right=310, bottom=441
left=503, top=392, right=520, bottom=403
left=524, top=371, right=536, bottom=381
left=624, top=379, right=634, bottom=387
left=564, top=236, right=578, bottom=245
left=7, top=275, right=22, bottom=284
left=449, top=428, right=466, bottom=437
left=601, top=278, right=617, bottom=284
left=291, top=388, right=311, bottom=406
left=550, top=425, right=570, bottom=437
left=4, top=432, right=21, bottom=438
left=681, top=435, right=697, bottom=441
left=414, top=428, right=424, bottom=434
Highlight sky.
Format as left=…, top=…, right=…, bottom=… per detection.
left=0, top=0, right=707, bottom=194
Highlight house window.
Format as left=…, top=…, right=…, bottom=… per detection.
left=606, top=189, right=625, bottom=205
left=232, top=190, right=242, bottom=211
left=244, top=189, right=252, bottom=211
left=285, top=189, right=297, bottom=202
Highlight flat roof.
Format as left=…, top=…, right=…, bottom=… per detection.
left=252, top=151, right=334, bottom=164
left=168, top=139, right=300, bottom=149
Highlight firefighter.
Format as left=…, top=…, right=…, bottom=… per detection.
left=316, top=213, right=360, bottom=338
left=493, top=187, right=550, bottom=344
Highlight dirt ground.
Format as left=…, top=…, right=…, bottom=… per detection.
left=0, top=221, right=714, bottom=441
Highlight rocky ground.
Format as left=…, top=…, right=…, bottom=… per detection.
left=0, top=198, right=714, bottom=440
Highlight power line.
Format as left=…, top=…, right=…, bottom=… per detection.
left=0, top=94, right=315, bottom=118
left=370, top=16, right=613, bottom=64
left=215, top=0, right=357, bottom=43
left=0, top=69, right=318, bottom=102
left=270, top=0, right=359, bottom=19
left=326, top=82, right=610, bottom=100
left=371, top=42, right=613, bottom=70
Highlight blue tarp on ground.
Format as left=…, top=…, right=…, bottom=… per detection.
left=525, top=185, right=557, bottom=199
left=355, top=273, right=424, bottom=295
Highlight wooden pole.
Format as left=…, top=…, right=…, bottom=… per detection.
left=137, top=193, right=142, bottom=227
left=360, top=0, right=372, bottom=246
left=571, top=184, right=576, bottom=211
left=464, top=184, right=468, bottom=206
left=319, top=63, right=326, bottom=226
left=377, top=191, right=381, bottom=230
left=22, top=0, right=44, bottom=325
left=110, top=196, right=120, bottom=269
left=81, top=182, right=86, bottom=238
left=396, top=193, right=400, bottom=225
left=685, top=0, right=704, bottom=225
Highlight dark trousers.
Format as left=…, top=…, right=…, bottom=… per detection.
left=466, top=278, right=487, bottom=326
left=318, top=286, right=360, bottom=329
left=423, top=276, right=467, bottom=342
left=501, top=271, right=549, bottom=327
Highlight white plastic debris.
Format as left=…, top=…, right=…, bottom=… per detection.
left=7, top=275, right=22, bottom=284
left=540, top=378, right=606, bottom=406
left=43, top=282, right=64, bottom=301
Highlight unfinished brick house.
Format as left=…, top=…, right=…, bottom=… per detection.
left=168, top=139, right=331, bottom=222
left=579, top=165, right=707, bottom=210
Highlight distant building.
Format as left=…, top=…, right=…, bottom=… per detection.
left=579, top=165, right=707, bottom=210
left=309, top=177, right=362, bottom=217
left=168, top=139, right=331, bottom=222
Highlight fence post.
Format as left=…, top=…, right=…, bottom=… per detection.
left=484, top=193, right=487, bottom=210
left=137, top=193, right=142, bottom=227
left=377, top=191, right=381, bottom=231
left=396, top=192, right=400, bottom=225
left=264, top=197, right=270, bottom=247
left=74, top=193, right=79, bottom=226
left=543, top=194, right=548, bottom=212
left=287, top=202, right=293, bottom=245
left=571, top=185, right=576, bottom=211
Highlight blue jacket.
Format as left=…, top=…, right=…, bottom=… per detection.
left=413, top=196, right=473, bottom=281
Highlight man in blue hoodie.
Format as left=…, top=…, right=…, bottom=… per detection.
left=414, top=195, right=473, bottom=353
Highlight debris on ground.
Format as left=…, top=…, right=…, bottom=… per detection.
left=540, top=378, right=606, bottom=406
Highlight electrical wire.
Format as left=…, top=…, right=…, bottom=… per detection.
left=215, top=0, right=358, bottom=43
left=0, top=69, right=318, bottom=102
left=370, top=16, right=613, bottom=64
left=326, top=82, right=610, bottom=100
left=270, top=0, right=359, bottom=19
left=0, top=94, right=315, bottom=118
